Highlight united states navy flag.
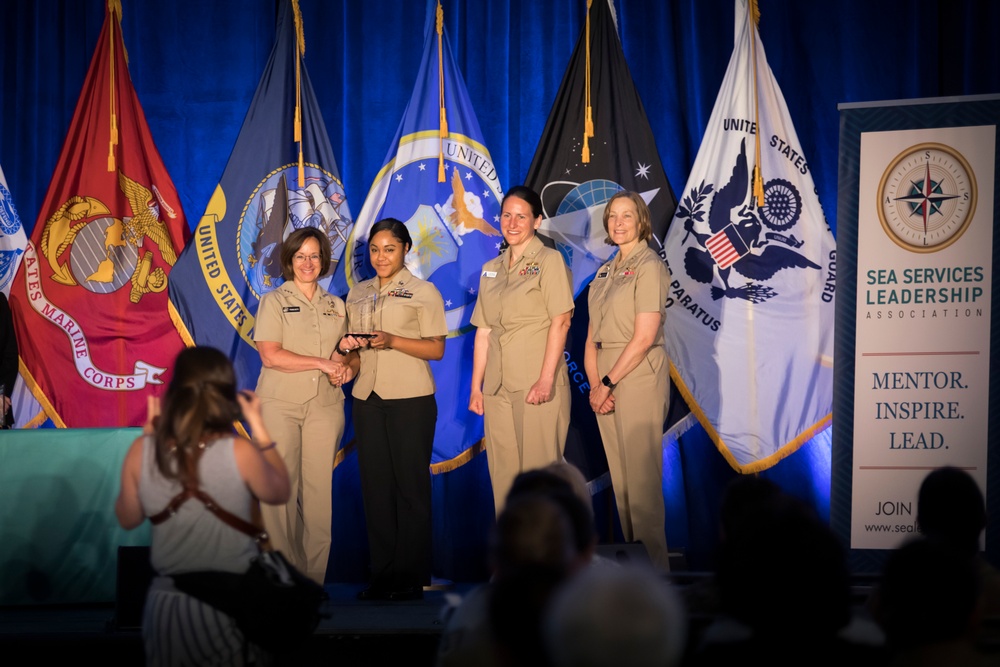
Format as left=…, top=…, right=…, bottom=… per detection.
left=0, top=164, right=25, bottom=297
left=0, top=163, right=43, bottom=428
left=524, top=0, right=682, bottom=482
left=662, top=0, right=835, bottom=472
left=342, top=0, right=503, bottom=468
left=168, top=0, right=352, bottom=391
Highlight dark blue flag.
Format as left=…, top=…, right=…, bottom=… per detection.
left=168, top=0, right=353, bottom=390
left=524, top=0, right=684, bottom=483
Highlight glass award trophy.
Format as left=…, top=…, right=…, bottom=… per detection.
left=348, top=292, right=377, bottom=339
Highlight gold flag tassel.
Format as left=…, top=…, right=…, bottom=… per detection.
left=437, top=0, right=448, bottom=182
left=749, top=0, right=765, bottom=207
left=292, top=0, right=306, bottom=187
left=582, top=0, right=594, bottom=163
left=107, top=0, right=122, bottom=172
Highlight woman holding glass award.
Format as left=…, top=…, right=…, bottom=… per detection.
left=253, top=226, right=349, bottom=584
left=338, top=218, right=447, bottom=601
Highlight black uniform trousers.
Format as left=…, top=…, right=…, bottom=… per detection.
left=354, top=391, right=436, bottom=591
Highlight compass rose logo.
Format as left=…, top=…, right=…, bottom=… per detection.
left=877, top=142, right=977, bottom=253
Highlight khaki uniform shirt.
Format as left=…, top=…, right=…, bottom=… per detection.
left=348, top=267, right=447, bottom=400
left=588, top=243, right=669, bottom=347
left=253, top=281, right=347, bottom=405
left=471, top=235, right=574, bottom=394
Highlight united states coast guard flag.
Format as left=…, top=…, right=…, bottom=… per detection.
left=169, top=0, right=353, bottom=390
left=343, top=0, right=503, bottom=469
left=663, top=0, right=835, bottom=473
left=9, top=1, right=189, bottom=428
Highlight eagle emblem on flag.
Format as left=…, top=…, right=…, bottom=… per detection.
left=677, top=139, right=820, bottom=303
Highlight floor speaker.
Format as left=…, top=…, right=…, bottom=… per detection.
left=595, top=542, right=652, bottom=565
left=113, top=545, right=155, bottom=630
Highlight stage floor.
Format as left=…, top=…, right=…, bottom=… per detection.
left=0, top=573, right=894, bottom=666
left=0, top=582, right=457, bottom=666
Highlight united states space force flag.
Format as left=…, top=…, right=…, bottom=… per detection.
left=341, top=0, right=503, bottom=468
left=524, top=0, right=684, bottom=483
left=662, top=0, right=836, bottom=473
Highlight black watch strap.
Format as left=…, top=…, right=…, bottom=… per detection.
left=602, top=375, right=617, bottom=391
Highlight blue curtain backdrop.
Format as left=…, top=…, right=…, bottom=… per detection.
left=2, top=0, right=999, bottom=580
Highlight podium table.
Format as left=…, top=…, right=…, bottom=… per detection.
left=0, top=428, right=149, bottom=606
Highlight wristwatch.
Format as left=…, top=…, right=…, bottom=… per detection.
left=601, top=375, right=617, bottom=391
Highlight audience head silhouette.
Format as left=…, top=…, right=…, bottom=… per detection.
left=715, top=480, right=851, bottom=639
left=877, top=535, right=981, bottom=654
left=489, top=491, right=577, bottom=667
left=917, top=466, right=986, bottom=555
left=545, top=564, right=687, bottom=667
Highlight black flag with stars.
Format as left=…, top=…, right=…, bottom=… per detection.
left=524, top=0, right=684, bottom=490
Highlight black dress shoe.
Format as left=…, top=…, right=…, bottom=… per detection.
left=356, top=587, right=387, bottom=601
left=386, top=587, right=423, bottom=601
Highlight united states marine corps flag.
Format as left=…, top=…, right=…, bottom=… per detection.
left=9, top=0, right=189, bottom=427
left=523, top=0, right=680, bottom=481
left=662, top=0, right=836, bottom=472
left=341, top=0, right=503, bottom=468
left=168, top=0, right=353, bottom=389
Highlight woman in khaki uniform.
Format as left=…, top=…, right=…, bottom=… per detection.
left=253, top=226, right=349, bottom=584
left=469, top=185, right=574, bottom=515
left=339, top=218, right=446, bottom=601
left=584, top=191, right=670, bottom=570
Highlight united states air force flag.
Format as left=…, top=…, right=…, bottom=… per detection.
left=343, top=1, right=502, bottom=468
left=169, top=0, right=352, bottom=390
left=662, top=0, right=836, bottom=473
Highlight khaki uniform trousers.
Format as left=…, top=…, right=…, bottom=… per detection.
left=595, top=346, right=669, bottom=570
left=259, top=395, right=344, bottom=583
left=483, top=382, right=570, bottom=514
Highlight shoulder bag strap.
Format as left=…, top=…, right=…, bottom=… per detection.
left=148, top=484, right=272, bottom=550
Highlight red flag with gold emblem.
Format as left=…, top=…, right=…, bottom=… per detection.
left=9, top=1, right=189, bottom=427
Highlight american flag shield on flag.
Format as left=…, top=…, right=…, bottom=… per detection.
left=706, top=224, right=750, bottom=270
left=662, top=0, right=836, bottom=472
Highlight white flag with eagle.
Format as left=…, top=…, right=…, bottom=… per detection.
left=662, top=0, right=835, bottom=473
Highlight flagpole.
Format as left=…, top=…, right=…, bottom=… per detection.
left=437, top=0, right=448, bottom=182
left=749, top=0, right=765, bottom=206
left=293, top=0, right=306, bottom=187
left=582, top=0, right=594, bottom=163
left=107, top=0, right=121, bottom=172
